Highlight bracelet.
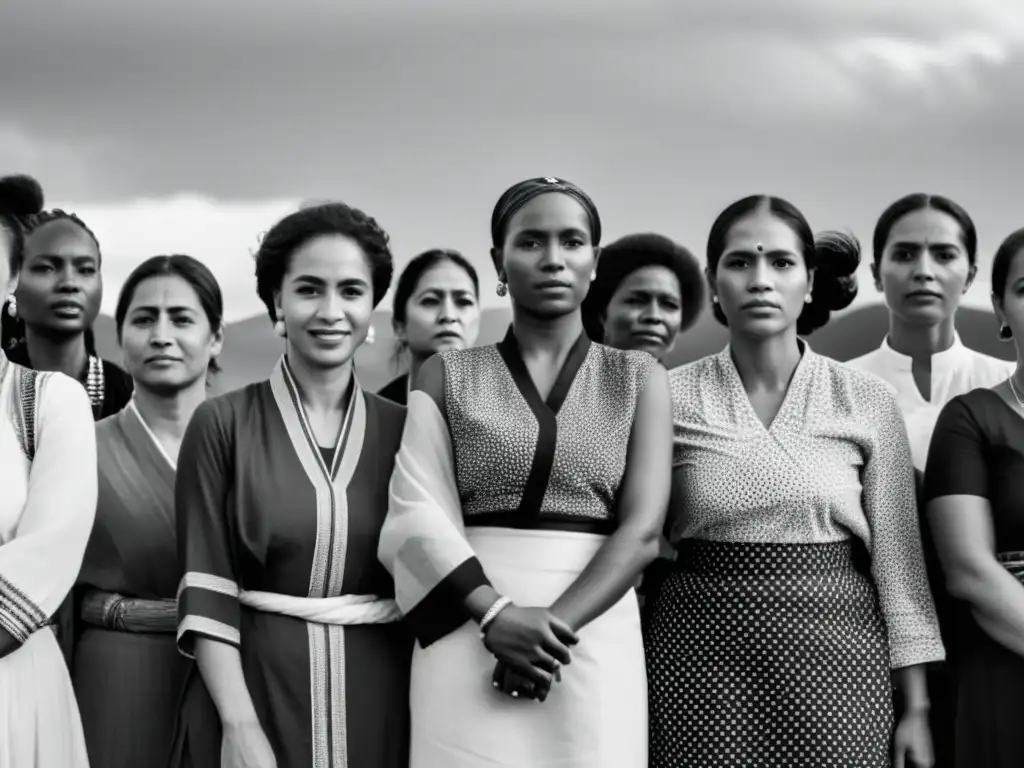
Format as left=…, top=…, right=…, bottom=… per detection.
left=479, top=596, right=513, bottom=639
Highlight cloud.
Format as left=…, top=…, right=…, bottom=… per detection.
left=64, top=196, right=300, bottom=322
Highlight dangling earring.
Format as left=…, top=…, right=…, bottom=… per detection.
left=999, top=323, right=1013, bottom=341
left=712, top=295, right=719, bottom=304
left=590, top=270, right=597, bottom=281
left=365, top=326, right=376, bottom=345
left=496, top=281, right=508, bottom=297
left=273, top=318, right=286, bottom=338
left=5, top=296, right=16, bottom=318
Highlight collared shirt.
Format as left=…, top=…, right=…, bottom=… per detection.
left=846, top=333, right=1014, bottom=470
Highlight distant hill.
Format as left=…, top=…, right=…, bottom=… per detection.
left=92, top=304, right=1013, bottom=395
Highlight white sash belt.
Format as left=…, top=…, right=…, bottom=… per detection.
left=238, top=590, right=402, bottom=625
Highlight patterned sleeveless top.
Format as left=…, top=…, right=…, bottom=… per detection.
left=441, top=328, right=653, bottom=533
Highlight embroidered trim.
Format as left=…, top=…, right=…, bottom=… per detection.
left=0, top=572, right=48, bottom=643
left=176, top=571, right=241, bottom=600
left=175, top=615, right=242, bottom=658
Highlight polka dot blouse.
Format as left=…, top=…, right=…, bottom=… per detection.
left=668, top=344, right=945, bottom=670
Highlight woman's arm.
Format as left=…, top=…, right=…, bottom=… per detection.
left=923, top=394, right=1024, bottom=658
left=0, top=373, right=97, bottom=659
left=861, top=388, right=945, bottom=670
left=548, top=362, right=672, bottom=632
left=928, top=495, right=1024, bottom=657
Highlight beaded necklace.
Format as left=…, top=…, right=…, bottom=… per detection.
left=85, top=355, right=105, bottom=417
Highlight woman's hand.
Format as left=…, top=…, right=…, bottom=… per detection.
left=482, top=605, right=578, bottom=687
left=221, top=721, right=277, bottom=768
left=492, top=659, right=561, bottom=701
left=893, top=708, right=933, bottom=768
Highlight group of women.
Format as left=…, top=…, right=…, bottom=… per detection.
left=0, top=169, right=1021, bottom=768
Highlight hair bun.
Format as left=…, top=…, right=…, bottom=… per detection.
left=0, top=174, right=44, bottom=217
left=812, top=230, right=860, bottom=311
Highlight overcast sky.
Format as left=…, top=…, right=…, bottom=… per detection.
left=2, top=0, right=1021, bottom=320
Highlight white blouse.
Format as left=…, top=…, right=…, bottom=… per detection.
left=0, top=357, right=97, bottom=644
left=846, top=333, right=1014, bottom=470
left=669, top=345, right=944, bottom=669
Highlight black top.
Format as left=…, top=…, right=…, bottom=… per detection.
left=377, top=374, right=409, bottom=406
left=925, top=388, right=1024, bottom=552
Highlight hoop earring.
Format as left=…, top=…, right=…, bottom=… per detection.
left=496, top=281, right=508, bottom=297
left=273, top=319, right=287, bottom=338
left=999, top=323, right=1013, bottom=341
left=5, top=296, right=15, bottom=318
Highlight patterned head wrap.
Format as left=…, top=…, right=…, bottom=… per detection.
left=490, top=177, right=602, bottom=248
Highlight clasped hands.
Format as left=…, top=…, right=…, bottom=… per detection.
left=481, top=604, right=579, bottom=702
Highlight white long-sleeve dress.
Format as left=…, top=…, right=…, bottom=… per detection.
left=0, top=354, right=97, bottom=768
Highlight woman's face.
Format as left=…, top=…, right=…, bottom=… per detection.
left=994, top=247, right=1024, bottom=359
left=874, top=208, right=974, bottom=328
left=492, top=193, right=597, bottom=319
left=120, top=274, right=223, bottom=395
left=17, top=219, right=103, bottom=338
left=396, top=260, right=480, bottom=359
left=274, top=233, right=375, bottom=371
left=712, top=210, right=811, bottom=339
left=602, top=265, right=683, bottom=361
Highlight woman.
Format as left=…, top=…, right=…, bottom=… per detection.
left=581, top=233, right=705, bottom=613
left=923, top=226, right=1024, bottom=766
left=2, top=207, right=133, bottom=420
left=73, top=255, right=224, bottom=767
left=582, top=232, right=704, bottom=363
left=379, top=248, right=481, bottom=404
left=0, top=175, right=96, bottom=767
left=379, top=176, right=672, bottom=767
left=647, top=194, right=944, bottom=767
left=171, top=202, right=410, bottom=768
left=848, top=194, right=1012, bottom=471
left=847, top=194, right=1011, bottom=766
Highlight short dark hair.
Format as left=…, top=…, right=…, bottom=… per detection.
left=254, top=202, right=394, bottom=322
left=115, top=254, right=225, bottom=374
left=706, top=195, right=860, bottom=336
left=872, top=194, right=976, bottom=268
left=992, top=227, right=1024, bottom=301
left=583, top=232, right=705, bottom=340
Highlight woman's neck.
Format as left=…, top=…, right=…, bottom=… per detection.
left=133, top=379, right=207, bottom=441
left=286, top=350, right=354, bottom=414
left=887, top=315, right=956, bottom=360
left=408, top=354, right=427, bottom=388
left=511, top=307, right=583, bottom=357
left=730, top=331, right=802, bottom=391
left=23, top=326, right=89, bottom=380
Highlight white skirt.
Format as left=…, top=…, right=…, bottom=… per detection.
left=0, top=628, right=89, bottom=768
left=410, top=528, right=648, bottom=768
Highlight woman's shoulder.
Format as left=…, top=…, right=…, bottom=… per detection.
left=819, top=353, right=898, bottom=402
left=589, top=342, right=655, bottom=378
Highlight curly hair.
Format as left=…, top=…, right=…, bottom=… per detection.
left=0, top=174, right=44, bottom=272
left=254, top=202, right=394, bottom=322
left=582, top=232, right=705, bottom=341
left=706, top=195, right=860, bottom=336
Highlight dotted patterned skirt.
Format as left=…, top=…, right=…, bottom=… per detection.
left=644, top=539, right=893, bottom=768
